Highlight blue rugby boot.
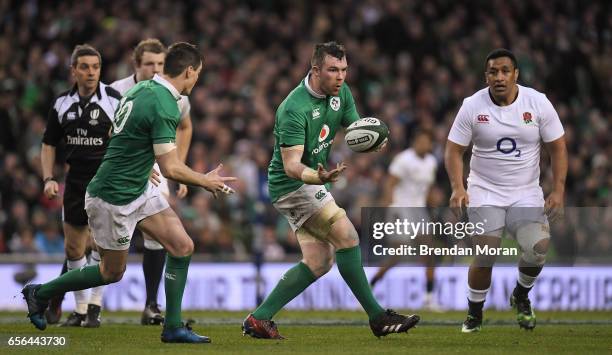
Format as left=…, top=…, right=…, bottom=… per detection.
left=161, top=322, right=211, bottom=343
left=22, top=284, right=48, bottom=330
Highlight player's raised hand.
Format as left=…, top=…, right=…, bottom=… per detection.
left=176, top=183, right=188, bottom=199
left=203, top=163, right=237, bottom=198
left=317, top=162, right=347, bottom=183
left=449, top=188, right=469, bottom=218
left=44, top=180, right=59, bottom=199
left=544, top=190, right=564, bottom=222
left=149, top=168, right=161, bottom=186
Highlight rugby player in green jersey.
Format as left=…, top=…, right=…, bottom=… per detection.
left=243, top=42, right=420, bottom=339
left=23, top=42, right=236, bottom=344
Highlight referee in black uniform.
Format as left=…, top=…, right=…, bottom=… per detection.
left=41, top=44, right=121, bottom=328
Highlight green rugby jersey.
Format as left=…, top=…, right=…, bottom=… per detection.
left=87, top=75, right=181, bottom=205
left=268, top=74, right=360, bottom=202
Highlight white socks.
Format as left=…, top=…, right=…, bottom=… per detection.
left=67, top=256, right=88, bottom=314
left=144, top=238, right=164, bottom=250
left=88, top=250, right=105, bottom=307
left=517, top=271, right=537, bottom=289
left=467, top=286, right=490, bottom=303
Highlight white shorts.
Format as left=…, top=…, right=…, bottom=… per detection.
left=85, top=183, right=169, bottom=250
left=467, top=185, right=547, bottom=237
left=153, top=162, right=170, bottom=199
left=273, top=184, right=334, bottom=231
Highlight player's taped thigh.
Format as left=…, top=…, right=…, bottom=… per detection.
left=516, top=222, right=550, bottom=266
left=301, top=200, right=347, bottom=241
left=296, top=228, right=334, bottom=277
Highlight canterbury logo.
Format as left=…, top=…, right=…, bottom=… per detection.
left=116, top=236, right=130, bottom=245
left=315, top=190, right=326, bottom=200
left=165, top=272, right=176, bottom=280
left=382, top=324, right=403, bottom=333
left=477, top=114, right=489, bottom=123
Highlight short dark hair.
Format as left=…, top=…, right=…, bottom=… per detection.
left=311, top=41, right=346, bottom=68
left=70, top=44, right=101, bottom=67
left=163, top=42, right=201, bottom=77
left=485, top=48, right=517, bottom=70
left=133, top=38, right=166, bottom=66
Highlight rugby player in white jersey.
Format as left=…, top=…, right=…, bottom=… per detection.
left=445, top=49, right=567, bottom=332
left=370, top=130, right=442, bottom=311
left=111, top=38, right=192, bottom=325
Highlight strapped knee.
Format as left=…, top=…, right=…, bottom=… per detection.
left=516, top=222, right=550, bottom=266
left=302, top=201, right=346, bottom=240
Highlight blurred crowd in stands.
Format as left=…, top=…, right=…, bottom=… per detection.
left=0, top=0, right=610, bottom=261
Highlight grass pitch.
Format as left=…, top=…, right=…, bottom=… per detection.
left=1, top=310, right=611, bottom=354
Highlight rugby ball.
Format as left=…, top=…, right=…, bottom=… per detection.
left=344, top=117, right=389, bottom=152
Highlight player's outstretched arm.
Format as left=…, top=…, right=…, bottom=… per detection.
left=444, top=140, right=469, bottom=213
left=155, top=144, right=236, bottom=196
left=280, top=145, right=346, bottom=184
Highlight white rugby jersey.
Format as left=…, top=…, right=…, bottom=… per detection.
left=111, top=75, right=191, bottom=120
left=388, top=148, right=438, bottom=207
left=448, top=85, right=564, bottom=192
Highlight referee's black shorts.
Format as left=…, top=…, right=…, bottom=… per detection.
left=62, top=172, right=95, bottom=226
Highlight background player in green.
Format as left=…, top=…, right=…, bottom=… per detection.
left=22, top=42, right=237, bottom=344
left=242, top=41, right=420, bottom=339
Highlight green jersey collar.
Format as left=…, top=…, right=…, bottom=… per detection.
left=303, top=72, right=326, bottom=99
left=153, top=74, right=181, bottom=101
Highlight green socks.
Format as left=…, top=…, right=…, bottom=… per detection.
left=336, top=246, right=385, bottom=320
left=252, top=248, right=384, bottom=321
left=164, top=254, right=191, bottom=328
left=36, top=265, right=109, bottom=300
left=252, top=262, right=317, bottom=320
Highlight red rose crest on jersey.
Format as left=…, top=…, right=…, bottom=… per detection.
left=523, top=112, right=533, bottom=124
left=477, top=114, right=489, bottom=123
left=318, top=124, right=330, bottom=142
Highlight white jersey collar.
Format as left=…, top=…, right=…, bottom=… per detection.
left=487, top=84, right=522, bottom=110
left=304, top=72, right=326, bottom=99
left=153, top=74, right=181, bottom=101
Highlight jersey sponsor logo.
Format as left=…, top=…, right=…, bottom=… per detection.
left=330, top=96, right=340, bottom=111
left=497, top=137, right=521, bottom=157
left=311, top=139, right=334, bottom=155
left=315, top=189, right=326, bottom=200
left=477, top=114, right=489, bottom=123
left=318, top=124, right=330, bottom=142
left=116, top=236, right=130, bottom=245
left=312, top=107, right=321, bottom=119
left=89, top=108, right=100, bottom=126
left=66, top=135, right=104, bottom=146
left=523, top=112, right=533, bottom=124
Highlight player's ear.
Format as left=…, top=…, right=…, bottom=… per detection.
left=514, top=68, right=519, bottom=82
left=312, top=65, right=320, bottom=77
